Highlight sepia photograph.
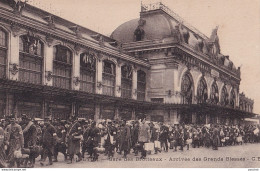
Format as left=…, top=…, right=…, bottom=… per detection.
left=0, top=0, right=259, bottom=169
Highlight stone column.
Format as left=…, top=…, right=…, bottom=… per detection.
left=96, top=59, right=103, bottom=94
left=9, top=34, right=19, bottom=81
left=45, top=45, right=54, bottom=86
left=115, top=64, right=121, bottom=97
left=72, top=51, right=81, bottom=91
left=132, top=68, right=137, bottom=100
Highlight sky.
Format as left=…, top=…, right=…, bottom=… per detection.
left=27, top=0, right=260, bottom=114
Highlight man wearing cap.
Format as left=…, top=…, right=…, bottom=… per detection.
left=66, top=117, right=82, bottom=164
left=5, top=115, right=24, bottom=167
left=40, top=117, right=57, bottom=166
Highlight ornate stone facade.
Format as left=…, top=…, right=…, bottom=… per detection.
left=0, top=1, right=256, bottom=124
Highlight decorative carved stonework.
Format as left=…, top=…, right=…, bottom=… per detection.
left=117, top=86, right=121, bottom=93
left=43, top=15, right=55, bottom=29
left=8, top=0, right=28, bottom=16
left=73, top=77, right=80, bottom=86
left=99, top=35, right=104, bottom=47
left=69, top=25, right=82, bottom=39
left=10, top=63, right=19, bottom=75
left=97, top=53, right=103, bottom=62
left=133, top=89, right=137, bottom=96
left=46, top=71, right=53, bottom=81
left=132, top=64, right=138, bottom=73
left=117, top=59, right=122, bottom=67
left=97, top=82, right=102, bottom=89
left=74, top=44, right=81, bottom=55
left=10, top=23, right=21, bottom=37
left=167, top=90, right=172, bottom=97
left=46, top=35, right=54, bottom=47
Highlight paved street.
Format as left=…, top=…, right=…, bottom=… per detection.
left=35, top=143, right=260, bottom=168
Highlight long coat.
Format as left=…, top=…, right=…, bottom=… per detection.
left=67, top=121, right=82, bottom=156
left=138, top=122, right=150, bottom=143
left=5, top=123, right=24, bottom=162
left=119, top=125, right=131, bottom=152
left=22, top=121, right=37, bottom=148
left=42, top=124, right=56, bottom=155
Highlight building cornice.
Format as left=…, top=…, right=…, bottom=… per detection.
left=0, top=6, right=150, bottom=68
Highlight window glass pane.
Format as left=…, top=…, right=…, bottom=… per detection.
left=0, top=30, right=6, bottom=47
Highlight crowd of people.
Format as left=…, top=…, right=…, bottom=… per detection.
left=0, top=114, right=259, bottom=168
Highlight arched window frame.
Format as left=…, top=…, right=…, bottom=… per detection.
left=221, top=86, right=229, bottom=106
left=210, top=81, right=219, bottom=104
left=19, top=34, right=44, bottom=85
left=197, top=77, right=208, bottom=104
left=230, top=89, right=236, bottom=108
left=137, top=70, right=146, bottom=101
left=181, top=72, right=193, bottom=104
left=102, top=60, right=116, bottom=96
left=121, top=64, right=132, bottom=99
left=80, top=51, right=96, bottom=93
left=0, top=28, right=7, bottom=79
left=53, top=45, right=72, bottom=89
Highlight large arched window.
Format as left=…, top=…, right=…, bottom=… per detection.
left=181, top=72, right=193, bottom=104
left=221, top=85, right=229, bottom=106
left=80, top=52, right=96, bottom=93
left=121, top=64, right=132, bottom=98
left=197, top=77, right=208, bottom=104
left=102, top=60, right=115, bottom=96
left=210, top=81, right=219, bottom=104
left=230, top=89, right=236, bottom=108
left=19, top=34, right=43, bottom=84
left=0, top=29, right=7, bottom=79
left=53, top=45, right=72, bottom=89
left=137, top=70, right=146, bottom=101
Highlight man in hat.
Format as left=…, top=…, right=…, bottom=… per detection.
left=119, top=120, right=131, bottom=158
left=53, top=120, right=67, bottom=162
left=40, top=117, right=57, bottom=166
left=5, top=115, right=24, bottom=167
left=104, top=120, right=116, bottom=158
left=20, top=114, right=37, bottom=167
left=85, top=121, right=99, bottom=161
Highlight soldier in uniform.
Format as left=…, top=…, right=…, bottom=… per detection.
left=53, top=120, right=67, bottom=162
left=119, top=120, right=131, bottom=158
left=85, top=121, right=99, bottom=161
left=40, top=117, right=57, bottom=166
left=5, top=115, right=24, bottom=168
left=104, top=120, right=116, bottom=158
left=66, top=117, right=82, bottom=164
left=20, top=115, right=37, bottom=167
